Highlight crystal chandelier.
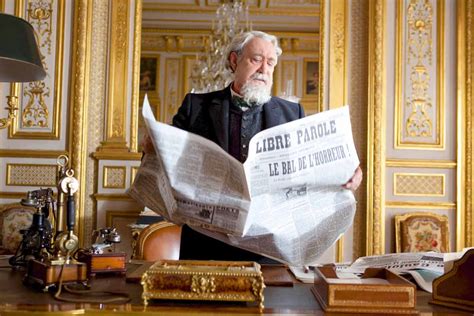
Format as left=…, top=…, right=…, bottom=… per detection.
left=190, top=0, right=250, bottom=93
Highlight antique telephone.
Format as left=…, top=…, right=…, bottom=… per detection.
left=9, top=188, right=55, bottom=267
left=12, top=155, right=88, bottom=289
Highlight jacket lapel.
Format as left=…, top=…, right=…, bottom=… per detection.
left=263, top=98, right=283, bottom=128
left=208, top=86, right=231, bottom=152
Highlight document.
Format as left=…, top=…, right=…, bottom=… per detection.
left=128, top=96, right=360, bottom=266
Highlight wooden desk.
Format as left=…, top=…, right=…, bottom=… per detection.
left=0, top=260, right=470, bottom=315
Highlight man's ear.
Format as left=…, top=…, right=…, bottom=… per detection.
left=229, top=52, right=238, bottom=72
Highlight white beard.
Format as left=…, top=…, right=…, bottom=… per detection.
left=240, top=74, right=272, bottom=106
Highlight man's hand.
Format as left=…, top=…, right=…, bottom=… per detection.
left=141, top=133, right=155, bottom=154
left=343, top=166, right=363, bottom=191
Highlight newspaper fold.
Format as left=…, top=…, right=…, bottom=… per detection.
left=128, top=96, right=360, bottom=266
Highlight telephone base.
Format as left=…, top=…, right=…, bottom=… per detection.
left=77, top=250, right=126, bottom=277
left=24, top=259, right=87, bottom=291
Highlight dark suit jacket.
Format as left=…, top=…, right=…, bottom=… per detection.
left=173, top=85, right=305, bottom=262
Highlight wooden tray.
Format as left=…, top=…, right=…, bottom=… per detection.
left=312, top=266, right=417, bottom=314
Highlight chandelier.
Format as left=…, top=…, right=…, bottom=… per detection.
left=190, top=0, right=250, bottom=93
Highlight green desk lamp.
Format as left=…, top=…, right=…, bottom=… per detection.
left=0, top=13, right=46, bottom=128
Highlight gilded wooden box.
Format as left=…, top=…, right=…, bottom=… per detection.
left=141, top=260, right=265, bottom=309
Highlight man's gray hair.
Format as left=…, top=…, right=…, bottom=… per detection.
left=226, top=31, right=282, bottom=72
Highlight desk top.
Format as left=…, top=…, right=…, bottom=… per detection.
left=0, top=260, right=469, bottom=315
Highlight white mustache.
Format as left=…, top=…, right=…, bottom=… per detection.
left=250, top=73, right=269, bottom=83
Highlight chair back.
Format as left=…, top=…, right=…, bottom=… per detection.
left=395, top=212, right=449, bottom=253
left=135, top=221, right=181, bottom=261
left=0, top=203, right=35, bottom=254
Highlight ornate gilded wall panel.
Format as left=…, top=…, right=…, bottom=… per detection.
left=163, top=58, right=181, bottom=124
left=101, top=0, right=130, bottom=151
left=9, top=0, right=65, bottom=139
left=328, top=0, right=348, bottom=109
left=183, top=55, right=197, bottom=95
left=393, top=173, right=445, bottom=196
left=395, top=0, right=445, bottom=149
left=103, top=166, right=126, bottom=189
left=6, top=163, right=56, bottom=186
left=279, top=60, right=297, bottom=98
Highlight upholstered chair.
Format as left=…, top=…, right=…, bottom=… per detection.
left=0, top=203, right=35, bottom=254
left=395, top=212, right=449, bottom=253
left=134, top=221, right=181, bottom=261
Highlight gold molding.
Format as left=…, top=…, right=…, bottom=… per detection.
left=142, top=6, right=320, bottom=17
left=393, top=172, right=445, bottom=197
left=91, top=151, right=142, bottom=160
left=10, top=0, right=65, bottom=140
left=319, top=0, right=325, bottom=112
left=131, top=166, right=139, bottom=187
left=458, top=0, right=474, bottom=249
left=142, top=28, right=319, bottom=37
left=325, top=0, right=345, bottom=262
left=0, top=149, right=68, bottom=158
left=94, top=193, right=136, bottom=201
left=328, top=0, right=348, bottom=109
left=386, top=159, right=456, bottom=169
left=367, top=0, right=386, bottom=256
left=69, top=0, right=92, bottom=246
left=466, top=0, right=474, bottom=247
left=130, top=0, right=142, bottom=152
left=0, top=192, right=28, bottom=199
left=386, top=201, right=456, bottom=210
left=103, top=166, right=127, bottom=189
left=395, top=0, right=445, bottom=149
left=0, top=0, right=4, bottom=12
left=99, top=0, right=130, bottom=152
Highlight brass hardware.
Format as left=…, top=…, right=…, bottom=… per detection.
left=0, top=95, right=18, bottom=129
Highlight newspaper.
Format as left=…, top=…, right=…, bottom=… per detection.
left=290, top=252, right=445, bottom=292
left=345, top=252, right=445, bottom=293
left=128, top=96, right=360, bottom=266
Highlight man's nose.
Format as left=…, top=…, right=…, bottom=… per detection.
left=257, top=62, right=268, bottom=73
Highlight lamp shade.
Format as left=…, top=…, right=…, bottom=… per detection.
left=0, top=13, right=46, bottom=82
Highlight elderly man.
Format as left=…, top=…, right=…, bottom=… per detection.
left=144, top=30, right=363, bottom=262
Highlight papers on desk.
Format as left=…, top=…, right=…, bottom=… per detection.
left=289, top=263, right=354, bottom=284
left=290, top=252, right=452, bottom=292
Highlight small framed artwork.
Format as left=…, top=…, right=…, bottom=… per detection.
left=303, top=58, right=319, bottom=98
left=140, top=56, right=159, bottom=92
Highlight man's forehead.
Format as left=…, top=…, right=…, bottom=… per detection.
left=243, top=38, right=277, bottom=57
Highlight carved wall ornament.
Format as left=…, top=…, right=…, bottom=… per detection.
left=333, top=12, right=345, bottom=71
left=22, top=81, right=50, bottom=127
left=395, top=0, right=444, bottom=148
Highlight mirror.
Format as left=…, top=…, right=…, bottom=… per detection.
left=137, top=0, right=322, bottom=149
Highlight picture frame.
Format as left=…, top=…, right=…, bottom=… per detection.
left=140, top=56, right=160, bottom=92
left=303, top=58, right=319, bottom=98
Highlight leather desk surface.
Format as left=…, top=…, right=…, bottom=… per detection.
left=0, top=259, right=470, bottom=315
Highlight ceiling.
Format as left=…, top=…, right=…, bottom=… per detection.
left=142, top=0, right=320, bottom=33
